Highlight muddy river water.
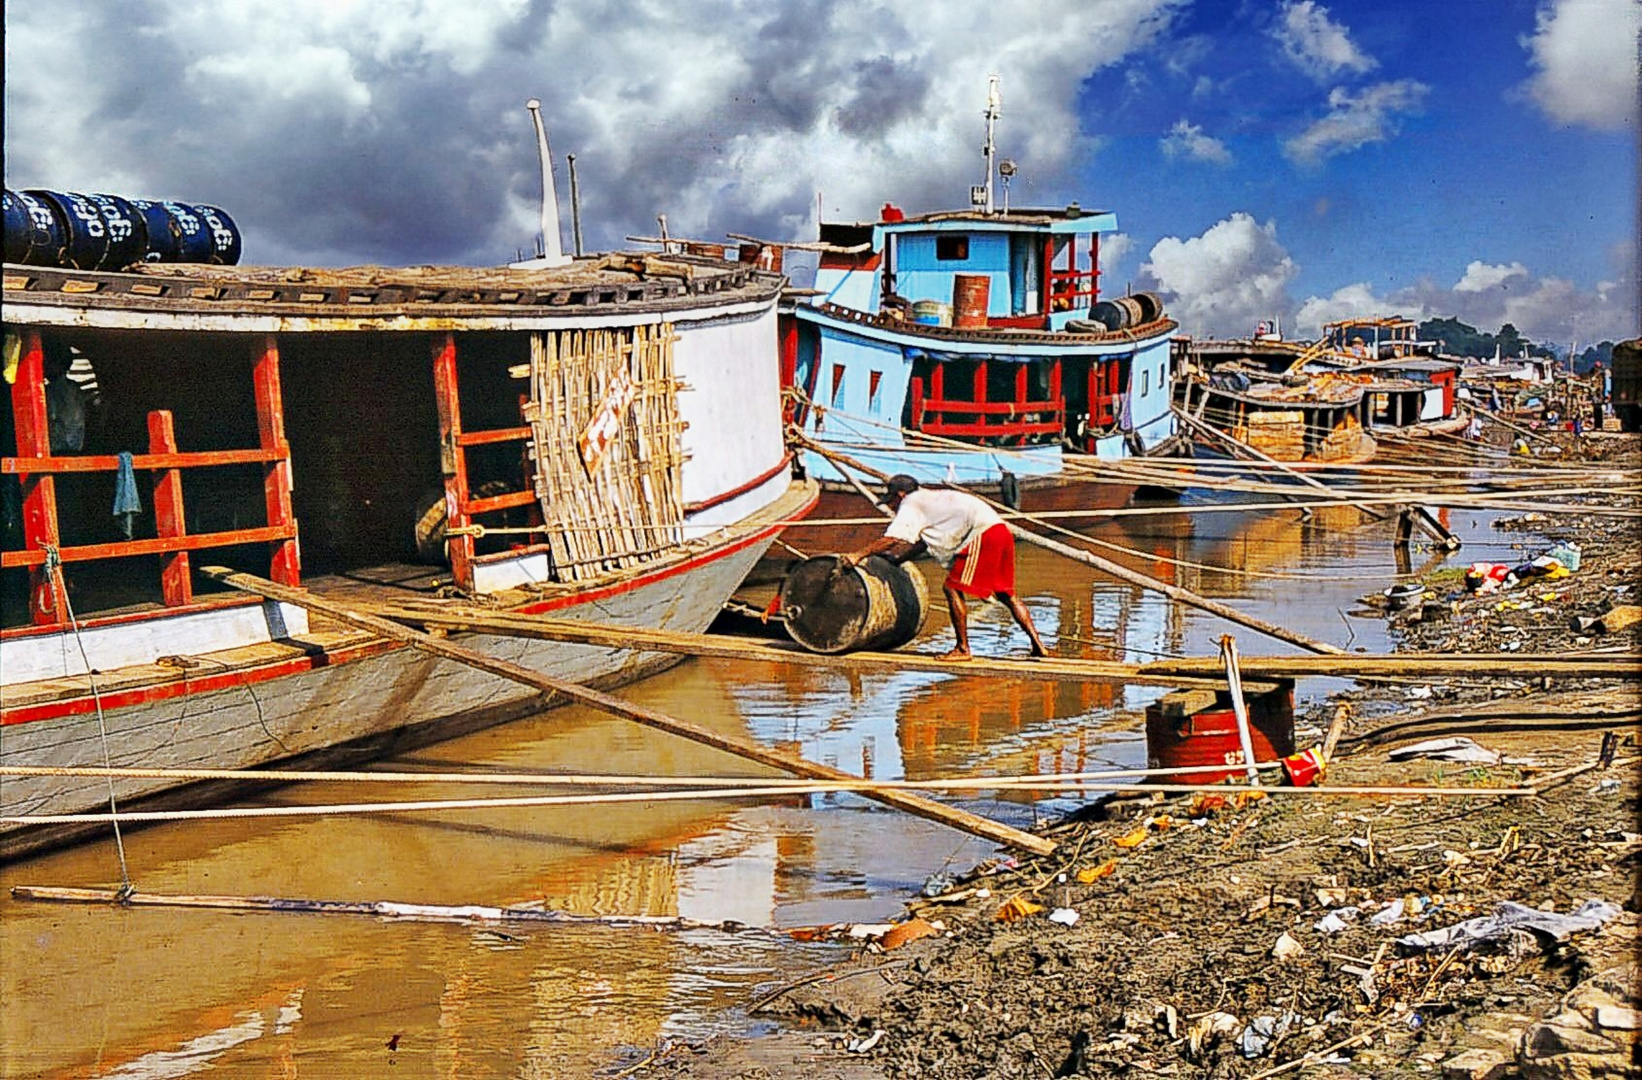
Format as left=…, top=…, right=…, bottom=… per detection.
left=0, top=498, right=1530, bottom=1077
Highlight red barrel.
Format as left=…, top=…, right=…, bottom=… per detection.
left=1145, top=685, right=1294, bottom=784
left=952, top=273, right=990, bottom=328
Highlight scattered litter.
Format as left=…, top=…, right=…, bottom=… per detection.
left=994, top=895, right=1043, bottom=923
left=879, top=917, right=939, bottom=951
left=1237, top=1012, right=1296, bottom=1058
left=1397, top=899, right=1621, bottom=954
left=1047, top=907, right=1080, bottom=926
left=1370, top=898, right=1408, bottom=926
left=1076, top=859, right=1117, bottom=884
left=846, top=1029, right=885, bottom=1053
left=1388, top=737, right=1501, bottom=766
left=1271, top=931, right=1304, bottom=961
left=1314, top=906, right=1361, bottom=934
left=846, top=923, right=894, bottom=939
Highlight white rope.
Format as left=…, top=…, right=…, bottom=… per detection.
left=46, top=544, right=133, bottom=895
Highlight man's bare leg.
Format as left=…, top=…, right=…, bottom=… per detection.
left=999, top=592, right=1048, bottom=657
left=942, top=584, right=971, bottom=660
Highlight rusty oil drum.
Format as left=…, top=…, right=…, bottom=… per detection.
left=779, top=555, right=929, bottom=654
left=952, top=273, right=991, bottom=328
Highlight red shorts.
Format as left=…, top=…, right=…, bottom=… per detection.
left=945, top=523, right=1016, bottom=599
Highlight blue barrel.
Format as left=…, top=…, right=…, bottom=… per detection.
left=84, top=192, right=146, bottom=269
left=30, top=191, right=114, bottom=269
left=130, top=198, right=181, bottom=261
left=4, top=190, right=241, bottom=268
left=3, top=189, right=69, bottom=266
left=196, top=204, right=242, bottom=264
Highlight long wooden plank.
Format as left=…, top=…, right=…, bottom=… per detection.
left=1139, top=653, right=1642, bottom=680
left=202, top=566, right=1057, bottom=856
left=344, top=599, right=1252, bottom=690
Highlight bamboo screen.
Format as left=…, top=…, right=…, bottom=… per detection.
left=526, top=324, right=687, bottom=581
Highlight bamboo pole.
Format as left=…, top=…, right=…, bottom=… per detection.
left=805, top=441, right=1346, bottom=655
left=200, top=566, right=1058, bottom=855
left=8, top=885, right=743, bottom=929
left=1172, top=405, right=1387, bottom=519
left=345, top=599, right=1248, bottom=689
left=1140, top=653, right=1642, bottom=680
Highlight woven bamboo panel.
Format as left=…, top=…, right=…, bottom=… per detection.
left=526, top=324, right=686, bottom=580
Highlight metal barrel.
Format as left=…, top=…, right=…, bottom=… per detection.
left=1090, top=298, right=1131, bottom=330
left=130, top=198, right=182, bottom=261
left=779, top=555, right=929, bottom=654
left=1130, top=291, right=1163, bottom=324
left=28, top=191, right=114, bottom=269
left=3, top=189, right=68, bottom=265
left=84, top=192, right=147, bottom=268
left=196, top=204, right=242, bottom=264
left=7, top=191, right=241, bottom=268
left=952, top=273, right=990, bottom=328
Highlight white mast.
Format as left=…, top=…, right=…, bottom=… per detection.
left=514, top=98, right=570, bottom=268
left=981, top=76, right=1002, bottom=215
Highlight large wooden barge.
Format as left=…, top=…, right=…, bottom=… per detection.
left=0, top=253, right=816, bottom=859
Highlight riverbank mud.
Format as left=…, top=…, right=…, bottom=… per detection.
left=644, top=440, right=1640, bottom=1080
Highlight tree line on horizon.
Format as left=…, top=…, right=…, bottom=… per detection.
left=1414, top=316, right=1618, bottom=372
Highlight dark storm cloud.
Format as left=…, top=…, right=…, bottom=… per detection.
left=835, top=56, right=932, bottom=137
left=5, top=1, right=1178, bottom=267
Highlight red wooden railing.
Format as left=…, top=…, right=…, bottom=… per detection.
left=430, top=332, right=540, bottom=590
left=910, top=360, right=1065, bottom=442
left=1045, top=232, right=1101, bottom=314
left=2, top=329, right=299, bottom=625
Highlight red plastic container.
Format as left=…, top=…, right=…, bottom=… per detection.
left=1145, top=685, right=1295, bottom=785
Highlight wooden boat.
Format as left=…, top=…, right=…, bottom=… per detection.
left=763, top=81, right=1184, bottom=561
left=1179, top=315, right=1468, bottom=464
left=0, top=252, right=816, bottom=859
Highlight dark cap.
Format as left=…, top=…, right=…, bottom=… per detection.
left=885, top=474, right=919, bottom=498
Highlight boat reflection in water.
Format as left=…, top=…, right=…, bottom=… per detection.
left=0, top=661, right=836, bottom=1079
left=0, top=499, right=1441, bottom=1077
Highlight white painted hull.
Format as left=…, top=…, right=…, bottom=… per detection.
left=0, top=482, right=813, bottom=860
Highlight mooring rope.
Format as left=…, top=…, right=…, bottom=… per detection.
left=45, top=544, right=133, bottom=895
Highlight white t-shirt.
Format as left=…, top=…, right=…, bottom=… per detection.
left=884, top=488, right=1004, bottom=566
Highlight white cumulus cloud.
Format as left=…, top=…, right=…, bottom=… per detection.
left=1283, top=79, right=1429, bottom=165
left=1271, top=1, right=1376, bottom=82
left=1139, top=213, right=1298, bottom=337
left=1453, top=260, right=1531, bottom=293
left=1160, top=120, right=1232, bottom=164
left=1519, top=0, right=1640, bottom=130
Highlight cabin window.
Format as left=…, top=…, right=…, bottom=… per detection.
left=831, top=363, right=846, bottom=407
left=1142, top=370, right=1150, bottom=396
left=868, top=370, right=883, bottom=412
left=936, top=235, right=970, bottom=261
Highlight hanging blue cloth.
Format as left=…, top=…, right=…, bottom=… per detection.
left=113, top=451, right=141, bottom=539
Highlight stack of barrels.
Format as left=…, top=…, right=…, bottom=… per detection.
left=3, top=189, right=242, bottom=271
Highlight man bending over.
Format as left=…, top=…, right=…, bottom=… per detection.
left=845, top=474, right=1047, bottom=661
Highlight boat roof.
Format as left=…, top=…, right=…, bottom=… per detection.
left=820, top=206, right=1117, bottom=254
left=1, top=254, right=782, bottom=333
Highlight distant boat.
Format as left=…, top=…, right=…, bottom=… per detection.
left=1, top=207, right=814, bottom=860
left=1179, top=314, right=1467, bottom=465
left=761, top=80, right=1184, bottom=559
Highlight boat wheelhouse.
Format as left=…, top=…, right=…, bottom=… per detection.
left=0, top=252, right=814, bottom=858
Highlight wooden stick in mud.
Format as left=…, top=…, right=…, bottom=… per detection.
left=200, top=566, right=1057, bottom=856
left=805, top=442, right=1345, bottom=656
left=1171, top=405, right=1387, bottom=520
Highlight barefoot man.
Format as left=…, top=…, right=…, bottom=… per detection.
left=844, top=474, right=1047, bottom=661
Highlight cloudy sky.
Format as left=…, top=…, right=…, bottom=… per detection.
left=4, top=0, right=1637, bottom=344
